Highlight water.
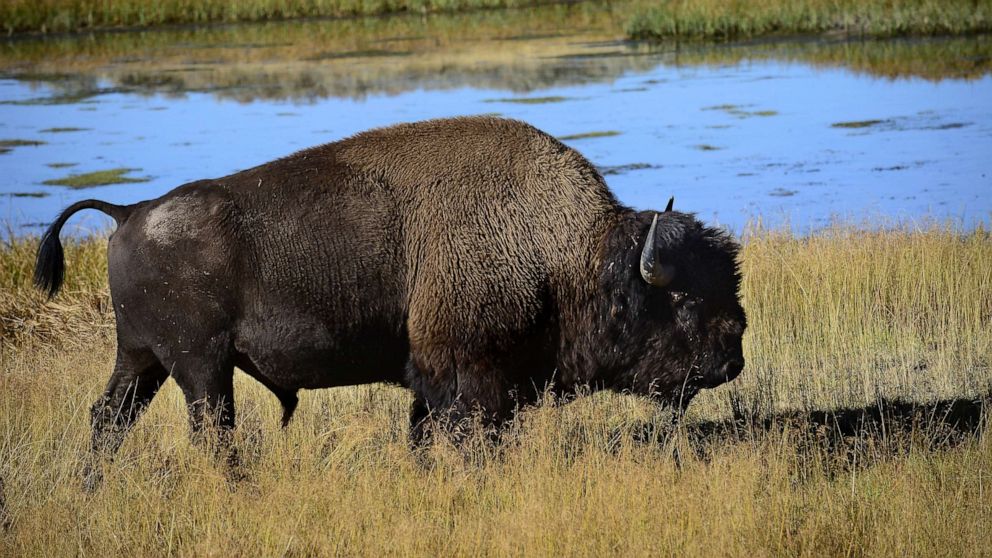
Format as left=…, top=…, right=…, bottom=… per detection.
left=1, top=8, right=990, bottom=236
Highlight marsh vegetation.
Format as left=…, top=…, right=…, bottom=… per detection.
left=0, top=0, right=561, bottom=34
left=626, top=0, right=992, bottom=40
left=41, top=168, right=151, bottom=189
left=2, top=6, right=989, bottom=107
left=4, top=0, right=991, bottom=40
left=1, top=223, right=989, bottom=556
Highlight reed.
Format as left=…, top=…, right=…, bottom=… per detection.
left=0, top=0, right=558, bottom=34
left=627, top=0, right=992, bottom=40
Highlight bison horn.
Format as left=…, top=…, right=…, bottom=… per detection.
left=640, top=213, right=676, bottom=288
left=665, top=197, right=674, bottom=212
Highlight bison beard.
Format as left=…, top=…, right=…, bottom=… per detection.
left=34, top=116, right=745, bottom=485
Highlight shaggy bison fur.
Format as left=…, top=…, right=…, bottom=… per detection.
left=35, top=117, right=745, bottom=482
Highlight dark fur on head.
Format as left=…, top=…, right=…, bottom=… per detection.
left=565, top=209, right=745, bottom=407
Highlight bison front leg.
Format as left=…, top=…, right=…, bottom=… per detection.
left=433, top=375, right=516, bottom=446
left=84, top=349, right=169, bottom=492
left=451, top=370, right=516, bottom=439
left=405, top=355, right=515, bottom=447
left=404, top=357, right=450, bottom=449
left=409, top=394, right=433, bottom=449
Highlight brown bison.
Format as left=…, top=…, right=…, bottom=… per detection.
left=35, top=116, right=745, bottom=481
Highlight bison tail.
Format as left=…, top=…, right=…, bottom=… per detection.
left=34, top=199, right=132, bottom=298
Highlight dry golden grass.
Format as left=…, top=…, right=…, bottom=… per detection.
left=1, top=222, right=991, bottom=556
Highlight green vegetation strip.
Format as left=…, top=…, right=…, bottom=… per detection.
left=483, top=96, right=571, bottom=104
left=0, top=139, right=46, bottom=155
left=9, top=192, right=49, bottom=198
left=43, top=168, right=150, bottom=188
left=832, top=119, right=887, bottom=128
left=704, top=105, right=779, bottom=118
left=0, top=0, right=563, bottom=34
left=627, top=0, right=992, bottom=40
left=0, top=139, right=45, bottom=148
left=2, top=0, right=990, bottom=38
left=558, top=130, right=621, bottom=141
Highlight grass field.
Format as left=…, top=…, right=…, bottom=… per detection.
left=1, top=223, right=991, bottom=556
left=3, top=0, right=991, bottom=36
left=0, top=0, right=558, bottom=34
left=627, top=0, right=992, bottom=40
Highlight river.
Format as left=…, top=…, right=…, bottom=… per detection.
left=1, top=5, right=990, bottom=235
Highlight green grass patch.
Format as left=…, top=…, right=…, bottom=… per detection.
left=0, top=139, right=46, bottom=148
left=8, top=192, right=50, bottom=198
left=704, top=105, right=779, bottom=118
left=557, top=130, right=622, bottom=141
left=703, top=104, right=742, bottom=111
left=484, top=96, right=571, bottom=104
left=694, top=144, right=723, bottom=151
left=0, top=139, right=46, bottom=154
left=42, top=168, right=150, bottom=188
left=39, top=127, right=90, bottom=133
left=46, top=162, right=78, bottom=168
left=832, top=119, right=887, bottom=128
left=598, top=162, right=656, bottom=175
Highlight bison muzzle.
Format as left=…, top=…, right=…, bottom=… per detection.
left=35, top=117, right=746, bottom=483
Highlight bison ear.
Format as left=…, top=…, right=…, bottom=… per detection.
left=639, top=213, right=676, bottom=288
left=665, top=197, right=674, bottom=212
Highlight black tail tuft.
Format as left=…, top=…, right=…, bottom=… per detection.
left=34, top=224, right=66, bottom=299
left=32, top=199, right=132, bottom=299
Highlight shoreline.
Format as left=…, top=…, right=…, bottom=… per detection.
left=3, top=0, right=990, bottom=39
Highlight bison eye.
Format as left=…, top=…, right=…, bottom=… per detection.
left=671, top=293, right=703, bottom=327
left=669, top=291, right=699, bottom=309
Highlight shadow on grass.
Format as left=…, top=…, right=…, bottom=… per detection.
left=705, top=393, right=985, bottom=443
left=629, top=393, right=991, bottom=471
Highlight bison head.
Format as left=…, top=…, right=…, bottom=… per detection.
left=596, top=199, right=746, bottom=407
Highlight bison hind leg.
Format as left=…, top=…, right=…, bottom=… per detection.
left=85, top=348, right=170, bottom=491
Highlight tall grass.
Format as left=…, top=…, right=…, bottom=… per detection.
left=6, top=0, right=992, bottom=36
left=0, top=0, right=560, bottom=34
left=734, top=223, right=992, bottom=414
left=1, top=222, right=990, bottom=555
left=627, top=0, right=992, bottom=40
left=0, top=233, right=111, bottom=350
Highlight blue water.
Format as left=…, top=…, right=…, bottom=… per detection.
left=2, top=49, right=990, bottom=236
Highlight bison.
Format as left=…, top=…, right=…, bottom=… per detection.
left=35, top=116, right=745, bottom=482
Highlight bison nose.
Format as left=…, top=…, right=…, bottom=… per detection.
left=721, top=358, right=744, bottom=382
